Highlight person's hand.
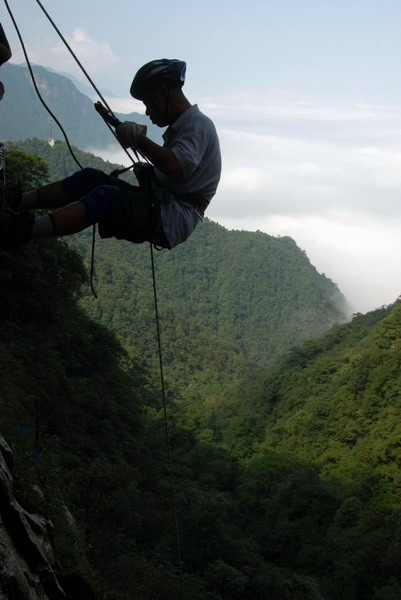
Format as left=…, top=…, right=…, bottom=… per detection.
left=115, top=121, right=147, bottom=148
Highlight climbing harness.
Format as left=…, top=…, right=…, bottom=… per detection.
left=2, top=3, right=185, bottom=597
left=94, top=101, right=141, bottom=177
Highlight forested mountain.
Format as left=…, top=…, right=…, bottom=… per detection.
left=0, top=63, right=162, bottom=147
left=73, top=223, right=347, bottom=405
left=201, top=301, right=401, bottom=599
left=4, top=139, right=348, bottom=412
left=1, top=149, right=401, bottom=599
left=220, top=301, right=401, bottom=484
left=0, top=239, right=321, bottom=599
left=1, top=234, right=401, bottom=600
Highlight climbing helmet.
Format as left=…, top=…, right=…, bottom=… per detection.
left=130, top=59, right=186, bottom=100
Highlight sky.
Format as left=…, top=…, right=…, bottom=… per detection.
left=3, top=0, right=401, bottom=314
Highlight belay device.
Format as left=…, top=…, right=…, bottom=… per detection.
left=94, top=101, right=142, bottom=178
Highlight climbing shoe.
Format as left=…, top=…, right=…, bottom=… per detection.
left=0, top=209, right=34, bottom=250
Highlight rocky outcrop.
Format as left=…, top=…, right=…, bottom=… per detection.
left=0, top=435, right=65, bottom=600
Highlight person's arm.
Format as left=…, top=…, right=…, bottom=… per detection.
left=115, top=121, right=183, bottom=178
left=137, top=134, right=182, bottom=178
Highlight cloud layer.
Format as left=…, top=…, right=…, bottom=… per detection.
left=48, top=28, right=119, bottom=77
left=202, top=92, right=401, bottom=312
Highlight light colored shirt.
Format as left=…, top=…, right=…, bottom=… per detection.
left=154, top=104, right=221, bottom=248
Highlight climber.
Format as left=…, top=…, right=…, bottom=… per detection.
left=0, top=58, right=221, bottom=250
left=0, top=23, right=12, bottom=101
left=0, top=23, right=12, bottom=188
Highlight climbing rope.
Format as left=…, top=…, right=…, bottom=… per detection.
left=150, top=244, right=185, bottom=598
left=3, top=3, right=185, bottom=596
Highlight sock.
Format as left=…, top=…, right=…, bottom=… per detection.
left=31, top=214, right=55, bottom=239
left=19, top=190, right=40, bottom=210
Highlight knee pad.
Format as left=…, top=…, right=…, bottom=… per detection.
left=81, top=185, right=113, bottom=224
left=62, top=168, right=112, bottom=198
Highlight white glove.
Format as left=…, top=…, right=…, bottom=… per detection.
left=115, top=121, right=147, bottom=149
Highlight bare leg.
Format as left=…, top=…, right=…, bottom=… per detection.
left=51, top=201, right=91, bottom=236
left=38, top=181, right=73, bottom=208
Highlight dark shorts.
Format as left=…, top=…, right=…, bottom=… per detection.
left=62, top=167, right=169, bottom=247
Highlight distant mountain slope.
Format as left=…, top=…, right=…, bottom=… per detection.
left=260, top=303, right=401, bottom=490
left=215, top=301, right=401, bottom=498
left=0, top=63, right=162, bottom=147
left=9, top=138, right=348, bottom=360
left=7, top=138, right=348, bottom=405
left=72, top=220, right=348, bottom=404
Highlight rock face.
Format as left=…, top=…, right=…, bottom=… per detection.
left=0, top=436, right=65, bottom=600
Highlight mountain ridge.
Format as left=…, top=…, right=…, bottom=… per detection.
left=4, top=138, right=348, bottom=401
left=0, top=62, right=163, bottom=148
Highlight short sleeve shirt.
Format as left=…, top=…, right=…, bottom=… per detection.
left=154, top=105, right=221, bottom=248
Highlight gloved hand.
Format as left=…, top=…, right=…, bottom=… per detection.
left=115, top=121, right=147, bottom=149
